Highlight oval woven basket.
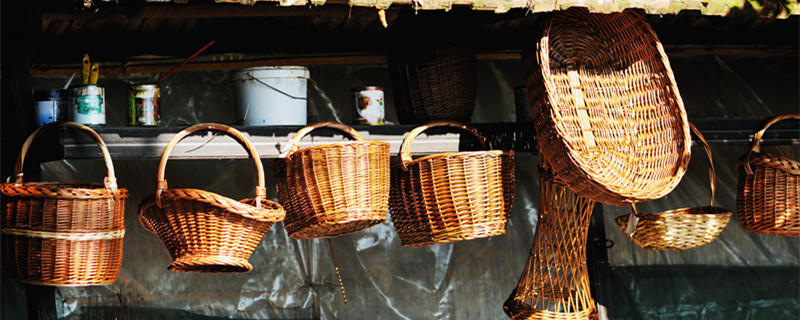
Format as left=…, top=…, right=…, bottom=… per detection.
left=388, top=43, right=477, bottom=124
left=272, top=121, right=390, bottom=239
left=523, top=8, right=691, bottom=206
left=138, top=123, right=285, bottom=273
left=1, top=122, right=128, bottom=286
left=615, top=123, right=732, bottom=250
left=736, top=114, right=800, bottom=236
left=389, top=121, right=515, bottom=247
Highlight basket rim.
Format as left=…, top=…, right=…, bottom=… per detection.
left=140, top=188, right=285, bottom=223
left=738, top=151, right=800, bottom=175
left=0, top=181, right=130, bottom=199
left=278, top=140, right=391, bottom=160
left=617, top=206, right=732, bottom=221
left=391, top=149, right=513, bottom=169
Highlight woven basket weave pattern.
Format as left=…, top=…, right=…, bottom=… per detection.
left=274, top=122, right=390, bottom=239
left=1, top=122, right=128, bottom=286
left=524, top=8, right=691, bottom=206
left=389, top=121, right=515, bottom=247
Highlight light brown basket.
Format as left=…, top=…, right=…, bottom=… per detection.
left=504, top=169, right=596, bottom=320
left=272, top=121, right=390, bottom=239
left=523, top=8, right=691, bottom=206
left=1, top=122, right=128, bottom=286
left=389, top=121, right=515, bottom=247
left=138, top=123, right=285, bottom=273
left=388, top=43, right=477, bottom=124
left=615, top=123, right=732, bottom=250
left=736, top=114, right=800, bottom=236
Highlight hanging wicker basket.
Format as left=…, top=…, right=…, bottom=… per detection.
left=138, top=123, right=285, bottom=273
left=523, top=8, right=691, bottom=206
left=389, top=121, right=515, bottom=247
left=736, top=114, right=800, bottom=236
left=388, top=43, right=477, bottom=124
left=1, top=122, right=128, bottom=286
left=615, top=123, right=732, bottom=250
left=273, top=121, right=390, bottom=239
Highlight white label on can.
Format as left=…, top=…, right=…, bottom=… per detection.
left=355, top=88, right=384, bottom=125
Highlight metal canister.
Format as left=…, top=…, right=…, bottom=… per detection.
left=33, top=89, right=68, bottom=126
left=71, top=85, right=106, bottom=126
left=127, top=84, right=161, bottom=126
left=352, top=86, right=385, bottom=125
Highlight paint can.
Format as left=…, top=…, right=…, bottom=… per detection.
left=127, top=84, right=161, bottom=126
left=352, top=86, right=385, bottom=125
left=33, top=89, right=68, bottom=126
left=71, top=85, right=106, bottom=126
left=232, top=66, right=309, bottom=126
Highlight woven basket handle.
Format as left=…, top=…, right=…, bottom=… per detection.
left=398, top=120, right=488, bottom=170
left=688, top=122, right=716, bottom=207
left=13, top=121, right=119, bottom=192
left=744, top=113, right=800, bottom=175
left=156, top=123, right=266, bottom=208
left=283, top=121, right=364, bottom=157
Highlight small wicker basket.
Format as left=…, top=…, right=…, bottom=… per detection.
left=736, top=114, right=800, bottom=236
left=389, top=121, right=515, bottom=247
left=388, top=43, right=477, bottom=124
left=615, top=123, right=732, bottom=250
left=138, top=123, right=285, bottom=273
left=523, top=8, right=691, bottom=206
left=273, top=121, right=390, bottom=239
left=1, top=122, right=128, bottom=286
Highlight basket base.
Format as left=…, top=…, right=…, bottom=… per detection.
left=398, top=222, right=508, bottom=247
left=168, top=255, right=253, bottom=273
left=289, top=217, right=386, bottom=239
left=503, top=298, right=597, bottom=320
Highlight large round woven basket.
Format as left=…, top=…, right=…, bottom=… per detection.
left=388, top=43, right=477, bottom=124
left=736, top=114, right=800, bottom=236
left=523, top=8, right=691, bottom=206
left=273, top=121, right=390, bottom=239
left=138, top=123, right=285, bottom=273
left=1, top=122, right=128, bottom=286
left=389, top=121, right=515, bottom=247
left=615, top=123, right=732, bottom=250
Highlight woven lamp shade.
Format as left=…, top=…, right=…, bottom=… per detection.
left=1, top=122, right=128, bottom=286
left=736, top=114, right=800, bottom=236
left=504, top=170, right=596, bottom=320
left=523, top=7, right=691, bottom=206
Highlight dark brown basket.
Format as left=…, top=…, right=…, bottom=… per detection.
left=388, top=44, right=477, bottom=124
left=1, top=122, right=128, bottom=286
left=138, top=123, right=285, bottom=273
left=523, top=8, right=691, bottom=206
left=615, top=123, right=732, bottom=250
left=273, top=121, right=390, bottom=239
left=389, top=121, right=515, bottom=247
left=736, top=114, right=800, bottom=236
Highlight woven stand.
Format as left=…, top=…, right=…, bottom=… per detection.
left=273, top=121, right=390, bottom=239
left=504, top=170, right=596, bottom=320
left=615, top=123, right=732, bottom=250
left=390, top=121, right=515, bottom=247
left=139, top=123, right=285, bottom=273
left=1, top=122, right=128, bottom=286
left=737, top=114, right=800, bottom=236
left=523, top=7, right=691, bottom=206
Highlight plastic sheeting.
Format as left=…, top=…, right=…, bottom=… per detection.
left=3, top=54, right=799, bottom=319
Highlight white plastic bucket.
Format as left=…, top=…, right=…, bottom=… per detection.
left=232, top=66, right=309, bottom=126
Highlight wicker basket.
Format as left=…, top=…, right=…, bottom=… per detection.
left=615, top=123, right=732, bottom=250
left=138, top=123, right=285, bottom=273
left=389, top=121, right=515, bottom=247
left=737, top=114, right=800, bottom=236
left=1, top=122, right=128, bottom=286
left=273, top=121, right=390, bottom=239
left=523, top=7, right=691, bottom=206
left=504, top=169, right=596, bottom=320
left=388, top=43, right=477, bottom=124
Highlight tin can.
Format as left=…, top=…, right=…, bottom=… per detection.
left=71, top=85, right=106, bottom=126
left=33, top=89, right=68, bottom=126
left=352, top=86, right=385, bottom=125
left=127, top=84, right=161, bottom=126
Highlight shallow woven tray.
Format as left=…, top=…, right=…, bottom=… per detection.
left=273, top=121, right=389, bottom=239
left=1, top=122, right=128, bottom=286
left=138, top=123, right=285, bottom=273
left=736, top=114, right=800, bottom=236
left=523, top=8, right=691, bottom=206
